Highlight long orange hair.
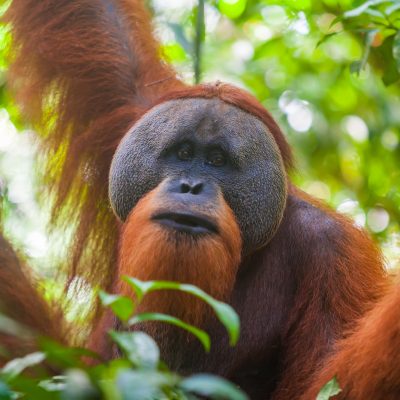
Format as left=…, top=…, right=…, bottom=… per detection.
left=118, top=186, right=242, bottom=326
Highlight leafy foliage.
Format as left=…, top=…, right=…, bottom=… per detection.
left=123, top=277, right=240, bottom=346
left=154, top=0, right=400, bottom=267
left=0, top=279, right=246, bottom=400
left=317, top=376, right=342, bottom=400
left=0, top=0, right=399, bottom=395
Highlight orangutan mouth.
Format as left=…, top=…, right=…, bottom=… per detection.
left=152, top=212, right=218, bottom=235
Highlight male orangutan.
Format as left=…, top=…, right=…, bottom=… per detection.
left=0, top=1, right=399, bottom=399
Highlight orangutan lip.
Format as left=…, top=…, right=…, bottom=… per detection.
left=152, top=212, right=218, bottom=235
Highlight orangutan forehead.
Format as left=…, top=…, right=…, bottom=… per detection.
left=154, top=97, right=246, bottom=120
left=143, top=97, right=270, bottom=139
left=133, top=98, right=278, bottom=152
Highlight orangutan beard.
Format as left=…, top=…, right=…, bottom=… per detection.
left=117, top=188, right=242, bottom=328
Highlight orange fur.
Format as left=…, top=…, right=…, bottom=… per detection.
left=1, top=1, right=399, bottom=398
left=267, top=187, right=388, bottom=399
left=118, top=185, right=242, bottom=326
left=2, top=0, right=185, bottom=327
left=0, top=234, right=64, bottom=363
left=300, top=281, right=400, bottom=400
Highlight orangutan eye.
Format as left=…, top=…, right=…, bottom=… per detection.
left=177, top=144, right=193, bottom=161
left=206, top=150, right=226, bottom=167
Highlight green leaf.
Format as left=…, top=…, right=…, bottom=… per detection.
left=219, top=0, right=247, bottom=19
left=317, top=377, right=342, bottom=400
left=317, top=32, right=339, bottom=48
left=163, top=43, right=187, bottom=63
left=95, top=360, right=132, bottom=399
left=123, top=278, right=153, bottom=303
left=209, top=301, right=240, bottom=346
left=123, top=278, right=240, bottom=346
left=2, top=377, right=55, bottom=399
left=0, top=381, right=13, bottom=400
left=329, top=15, right=343, bottom=29
left=180, top=374, right=248, bottom=400
left=344, top=0, right=389, bottom=18
left=363, top=7, right=385, bottom=18
left=386, top=3, right=400, bottom=15
left=1, top=352, right=46, bottom=380
left=60, top=369, right=98, bottom=400
left=392, top=30, right=400, bottom=72
left=38, top=375, right=67, bottom=392
left=99, top=290, right=135, bottom=322
left=129, top=312, right=211, bottom=352
left=116, top=370, right=180, bottom=400
left=379, top=36, right=400, bottom=84
left=109, top=331, right=160, bottom=369
left=284, top=0, right=311, bottom=11
left=39, top=339, right=101, bottom=368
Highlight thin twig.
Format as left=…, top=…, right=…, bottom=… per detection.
left=194, top=0, right=205, bottom=84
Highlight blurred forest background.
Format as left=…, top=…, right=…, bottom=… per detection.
left=0, top=0, right=399, bottom=279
